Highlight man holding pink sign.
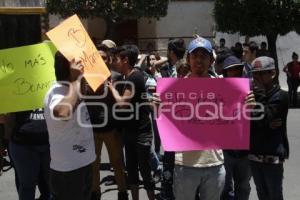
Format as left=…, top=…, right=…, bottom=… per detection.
left=156, top=37, right=255, bottom=200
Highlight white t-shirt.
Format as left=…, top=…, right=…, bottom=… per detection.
left=44, top=83, right=96, bottom=172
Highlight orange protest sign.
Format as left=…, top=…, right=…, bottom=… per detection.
left=46, top=14, right=111, bottom=91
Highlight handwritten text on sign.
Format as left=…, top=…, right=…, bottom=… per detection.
left=0, top=42, right=57, bottom=114
left=156, top=78, right=250, bottom=151
left=46, top=14, right=111, bottom=91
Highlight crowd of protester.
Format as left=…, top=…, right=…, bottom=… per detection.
left=0, top=35, right=296, bottom=200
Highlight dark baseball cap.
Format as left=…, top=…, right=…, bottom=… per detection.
left=223, top=56, right=244, bottom=70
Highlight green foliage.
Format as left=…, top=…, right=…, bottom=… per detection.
left=214, top=0, right=300, bottom=36
left=46, top=0, right=169, bottom=21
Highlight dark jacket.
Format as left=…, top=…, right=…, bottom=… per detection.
left=250, top=85, right=289, bottom=159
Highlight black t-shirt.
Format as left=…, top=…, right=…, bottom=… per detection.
left=12, top=109, right=49, bottom=145
left=85, top=81, right=119, bottom=133
left=116, top=70, right=153, bottom=145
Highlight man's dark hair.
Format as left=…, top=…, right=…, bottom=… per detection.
left=149, top=51, right=161, bottom=60
left=292, top=52, right=298, bottom=58
left=168, top=38, right=186, bottom=59
left=244, top=41, right=258, bottom=54
left=96, top=44, right=109, bottom=53
left=261, top=42, right=267, bottom=48
left=215, top=48, right=233, bottom=65
left=231, top=42, right=243, bottom=59
left=235, top=42, right=242, bottom=48
left=115, top=45, right=139, bottom=67
left=220, top=38, right=226, bottom=43
left=54, top=52, right=70, bottom=81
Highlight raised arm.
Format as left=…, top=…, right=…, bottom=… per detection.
left=53, top=59, right=83, bottom=119
left=107, top=81, right=133, bottom=108
left=153, top=57, right=168, bottom=69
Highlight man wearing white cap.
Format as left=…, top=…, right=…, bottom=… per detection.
left=249, top=56, right=289, bottom=200
left=101, top=39, right=117, bottom=49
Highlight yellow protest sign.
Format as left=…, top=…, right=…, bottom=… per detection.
left=0, top=42, right=57, bottom=114
left=46, top=14, right=111, bottom=91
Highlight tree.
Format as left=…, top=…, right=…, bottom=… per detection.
left=46, top=0, right=169, bottom=40
left=214, top=0, right=300, bottom=79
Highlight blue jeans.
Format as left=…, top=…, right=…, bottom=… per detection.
left=174, top=165, right=225, bottom=200
left=10, top=142, right=51, bottom=200
left=250, top=161, right=284, bottom=200
left=221, top=152, right=251, bottom=200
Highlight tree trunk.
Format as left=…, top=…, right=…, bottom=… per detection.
left=266, top=34, right=279, bottom=83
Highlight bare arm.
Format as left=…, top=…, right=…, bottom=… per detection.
left=135, top=54, right=147, bottom=68
left=283, top=64, right=288, bottom=73
left=108, top=81, right=133, bottom=107
left=153, top=57, right=168, bottom=69
left=245, top=90, right=256, bottom=108
left=53, top=60, right=83, bottom=119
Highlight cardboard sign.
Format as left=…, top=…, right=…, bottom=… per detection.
left=156, top=78, right=250, bottom=151
left=46, top=14, right=111, bottom=91
left=0, top=42, right=57, bottom=114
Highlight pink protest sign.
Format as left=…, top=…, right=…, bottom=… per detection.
left=156, top=78, right=250, bottom=151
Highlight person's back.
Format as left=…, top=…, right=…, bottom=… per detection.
left=44, top=83, right=95, bottom=171
left=161, top=39, right=186, bottom=78
left=44, top=52, right=95, bottom=200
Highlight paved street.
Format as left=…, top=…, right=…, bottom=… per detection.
left=1, top=109, right=300, bottom=199
left=1, top=0, right=300, bottom=199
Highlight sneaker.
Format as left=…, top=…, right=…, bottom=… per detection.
left=118, top=191, right=128, bottom=200
left=153, top=168, right=163, bottom=183
left=91, top=191, right=101, bottom=200
left=2, top=158, right=12, bottom=172
left=103, top=175, right=116, bottom=186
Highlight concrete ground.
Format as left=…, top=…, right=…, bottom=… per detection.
left=1, top=109, right=300, bottom=199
